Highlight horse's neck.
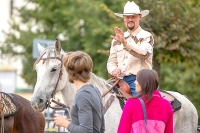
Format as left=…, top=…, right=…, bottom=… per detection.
left=61, top=72, right=114, bottom=106
left=61, top=83, right=76, bottom=107
left=89, top=73, right=113, bottom=105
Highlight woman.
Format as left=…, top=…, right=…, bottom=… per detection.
left=54, top=51, right=105, bottom=133
left=117, top=69, right=174, bottom=133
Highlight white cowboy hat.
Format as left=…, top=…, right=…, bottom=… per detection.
left=114, top=1, right=149, bottom=18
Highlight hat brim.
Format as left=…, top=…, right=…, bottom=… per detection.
left=114, top=10, right=149, bottom=18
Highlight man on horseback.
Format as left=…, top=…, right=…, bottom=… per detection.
left=107, top=1, right=154, bottom=96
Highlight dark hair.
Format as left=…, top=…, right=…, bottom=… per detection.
left=136, top=69, right=159, bottom=102
left=63, top=51, right=93, bottom=83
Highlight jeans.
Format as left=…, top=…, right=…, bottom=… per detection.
left=123, top=75, right=137, bottom=96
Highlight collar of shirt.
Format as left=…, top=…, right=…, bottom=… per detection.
left=124, top=26, right=141, bottom=38
left=141, top=90, right=161, bottom=102
left=153, top=90, right=162, bottom=97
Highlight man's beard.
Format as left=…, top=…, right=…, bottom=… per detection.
left=127, top=21, right=135, bottom=30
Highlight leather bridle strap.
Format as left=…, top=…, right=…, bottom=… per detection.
left=50, top=56, right=63, bottom=98
left=38, top=55, right=63, bottom=98
left=49, top=99, right=70, bottom=110
left=36, top=53, right=65, bottom=109
left=40, top=57, right=63, bottom=64
left=101, top=79, right=120, bottom=98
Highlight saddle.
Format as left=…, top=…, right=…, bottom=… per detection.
left=0, top=92, right=18, bottom=133
left=0, top=92, right=18, bottom=118
left=159, top=90, right=182, bottom=112
left=111, top=79, right=181, bottom=112
left=111, top=79, right=132, bottom=109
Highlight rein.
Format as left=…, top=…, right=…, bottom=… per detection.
left=47, top=99, right=70, bottom=110
left=101, top=77, right=132, bottom=99
left=101, top=78, right=120, bottom=98
left=102, top=77, right=134, bottom=113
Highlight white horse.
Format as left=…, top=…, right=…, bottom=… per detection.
left=31, top=41, right=198, bottom=133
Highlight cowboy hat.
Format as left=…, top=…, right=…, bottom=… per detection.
left=114, top=1, right=149, bottom=18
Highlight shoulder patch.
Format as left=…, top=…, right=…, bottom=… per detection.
left=112, top=41, right=121, bottom=46
left=149, top=36, right=154, bottom=46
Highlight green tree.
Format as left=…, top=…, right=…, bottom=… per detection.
left=1, top=0, right=118, bottom=85
left=140, top=0, right=200, bottom=74
left=161, top=62, right=200, bottom=123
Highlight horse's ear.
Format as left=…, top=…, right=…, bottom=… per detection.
left=55, top=39, right=61, bottom=55
left=37, top=43, right=45, bottom=54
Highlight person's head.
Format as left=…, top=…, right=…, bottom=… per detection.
left=63, top=51, right=93, bottom=83
left=114, top=1, right=149, bottom=32
left=134, top=69, right=159, bottom=101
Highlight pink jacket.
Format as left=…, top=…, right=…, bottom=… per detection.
left=118, top=90, right=174, bottom=133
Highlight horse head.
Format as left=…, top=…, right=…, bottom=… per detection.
left=31, top=39, right=72, bottom=112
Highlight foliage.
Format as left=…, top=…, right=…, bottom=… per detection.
left=1, top=0, right=117, bottom=84
left=160, top=62, right=200, bottom=123
left=138, top=0, right=200, bottom=69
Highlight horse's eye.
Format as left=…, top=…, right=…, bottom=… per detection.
left=51, top=67, right=57, bottom=72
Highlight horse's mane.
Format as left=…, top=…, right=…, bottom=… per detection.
left=89, top=73, right=112, bottom=92
left=89, top=73, right=114, bottom=105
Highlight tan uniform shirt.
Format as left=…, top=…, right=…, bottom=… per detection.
left=107, top=27, right=154, bottom=76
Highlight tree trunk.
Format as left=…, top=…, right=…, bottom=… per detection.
left=153, top=58, right=161, bottom=82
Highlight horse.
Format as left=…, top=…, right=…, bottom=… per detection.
left=0, top=92, right=45, bottom=133
left=30, top=40, right=198, bottom=133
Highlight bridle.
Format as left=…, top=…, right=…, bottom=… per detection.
left=36, top=51, right=70, bottom=110
left=35, top=50, right=129, bottom=112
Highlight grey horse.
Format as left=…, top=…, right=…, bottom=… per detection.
left=31, top=40, right=198, bottom=133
